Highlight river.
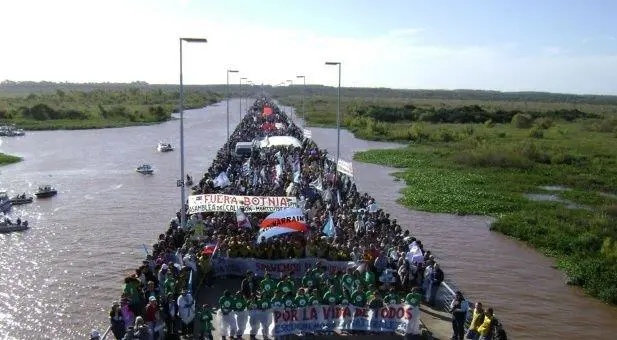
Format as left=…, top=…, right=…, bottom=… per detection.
left=0, top=99, right=615, bottom=339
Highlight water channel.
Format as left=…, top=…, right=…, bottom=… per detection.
left=0, top=99, right=615, bottom=339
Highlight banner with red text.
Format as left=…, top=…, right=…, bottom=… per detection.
left=188, top=194, right=298, bottom=213
left=216, top=304, right=421, bottom=337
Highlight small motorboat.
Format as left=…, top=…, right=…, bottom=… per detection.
left=35, top=185, right=58, bottom=198
left=0, top=218, right=29, bottom=233
left=10, top=193, right=34, bottom=205
left=0, top=191, right=12, bottom=213
left=157, top=142, right=174, bottom=152
left=136, top=164, right=154, bottom=175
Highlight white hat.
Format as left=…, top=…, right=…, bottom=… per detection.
left=90, top=329, right=100, bottom=337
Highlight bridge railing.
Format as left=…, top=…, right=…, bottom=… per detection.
left=99, top=326, right=112, bottom=340
left=434, top=280, right=475, bottom=326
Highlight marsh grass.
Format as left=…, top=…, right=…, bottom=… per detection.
left=0, top=89, right=222, bottom=130
left=0, top=152, right=22, bottom=165
left=278, top=95, right=617, bottom=127
left=354, top=120, right=617, bottom=304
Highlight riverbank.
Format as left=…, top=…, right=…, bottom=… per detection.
left=1, top=118, right=173, bottom=131
left=0, top=152, right=21, bottom=165
left=0, top=87, right=222, bottom=130
left=282, top=94, right=617, bottom=305
left=352, top=120, right=617, bottom=305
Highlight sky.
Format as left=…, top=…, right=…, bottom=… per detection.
left=0, top=0, right=616, bottom=94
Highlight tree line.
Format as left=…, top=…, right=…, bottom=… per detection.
left=0, top=88, right=223, bottom=122
left=4, top=80, right=617, bottom=106
left=346, top=103, right=601, bottom=124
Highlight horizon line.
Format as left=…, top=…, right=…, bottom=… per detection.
left=2, top=80, right=616, bottom=97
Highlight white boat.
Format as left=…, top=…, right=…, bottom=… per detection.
left=136, top=164, right=154, bottom=175
left=157, top=142, right=174, bottom=152
left=10, top=128, right=25, bottom=136
left=0, top=125, right=25, bottom=136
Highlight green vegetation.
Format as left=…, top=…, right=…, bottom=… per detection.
left=279, top=93, right=617, bottom=305
left=0, top=84, right=222, bottom=130
left=0, top=152, right=21, bottom=166
left=278, top=93, right=617, bottom=127
left=346, top=101, right=617, bottom=304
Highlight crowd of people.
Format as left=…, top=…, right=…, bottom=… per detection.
left=101, top=96, right=507, bottom=340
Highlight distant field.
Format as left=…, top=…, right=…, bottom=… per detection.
left=278, top=95, right=617, bottom=127
left=0, top=85, right=222, bottom=130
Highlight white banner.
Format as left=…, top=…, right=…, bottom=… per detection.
left=211, top=257, right=356, bottom=278
left=337, top=159, right=354, bottom=177
left=188, top=194, right=298, bottom=213
left=218, top=304, right=421, bottom=337
left=303, top=128, right=312, bottom=139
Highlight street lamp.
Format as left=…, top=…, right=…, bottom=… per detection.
left=325, top=61, right=341, bottom=166
left=179, top=37, right=207, bottom=229
left=240, top=77, right=247, bottom=120
left=296, top=75, right=306, bottom=127
left=247, top=81, right=253, bottom=109
left=226, top=69, right=239, bottom=144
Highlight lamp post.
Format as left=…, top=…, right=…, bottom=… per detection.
left=226, top=69, right=239, bottom=145
left=240, top=77, right=247, bottom=120
left=325, top=61, right=341, bottom=166
left=296, top=75, right=306, bottom=127
left=178, top=37, right=207, bottom=229
left=247, top=81, right=253, bottom=108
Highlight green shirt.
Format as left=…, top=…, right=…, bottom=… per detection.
left=277, top=280, right=294, bottom=294
left=295, top=295, right=309, bottom=307
left=351, top=291, right=367, bottom=307
left=353, top=277, right=363, bottom=290
left=405, top=292, right=423, bottom=307
left=261, top=278, right=275, bottom=295
left=164, top=277, right=176, bottom=296
left=284, top=296, right=295, bottom=308
left=384, top=293, right=399, bottom=305
left=310, top=295, right=321, bottom=306
left=341, top=274, right=354, bottom=289
left=271, top=296, right=285, bottom=309
left=302, top=274, right=316, bottom=288
left=198, top=309, right=213, bottom=331
left=219, top=296, right=234, bottom=314
left=364, top=271, right=376, bottom=286
left=233, top=297, right=247, bottom=312
left=323, top=292, right=340, bottom=305
left=257, top=298, right=271, bottom=310
left=247, top=300, right=258, bottom=310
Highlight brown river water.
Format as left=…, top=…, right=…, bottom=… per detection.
left=0, top=99, right=616, bottom=339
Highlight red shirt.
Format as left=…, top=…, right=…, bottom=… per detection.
left=145, top=303, right=157, bottom=322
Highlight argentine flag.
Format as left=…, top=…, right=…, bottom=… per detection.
left=322, top=212, right=335, bottom=238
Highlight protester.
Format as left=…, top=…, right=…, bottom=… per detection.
left=107, top=97, right=506, bottom=339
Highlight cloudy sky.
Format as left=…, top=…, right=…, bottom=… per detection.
left=1, top=0, right=616, bottom=94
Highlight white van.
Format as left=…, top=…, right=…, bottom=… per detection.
left=234, top=142, right=254, bottom=157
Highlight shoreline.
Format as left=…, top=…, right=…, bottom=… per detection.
left=0, top=117, right=177, bottom=132
left=296, top=112, right=617, bottom=306
left=349, top=128, right=617, bottom=305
